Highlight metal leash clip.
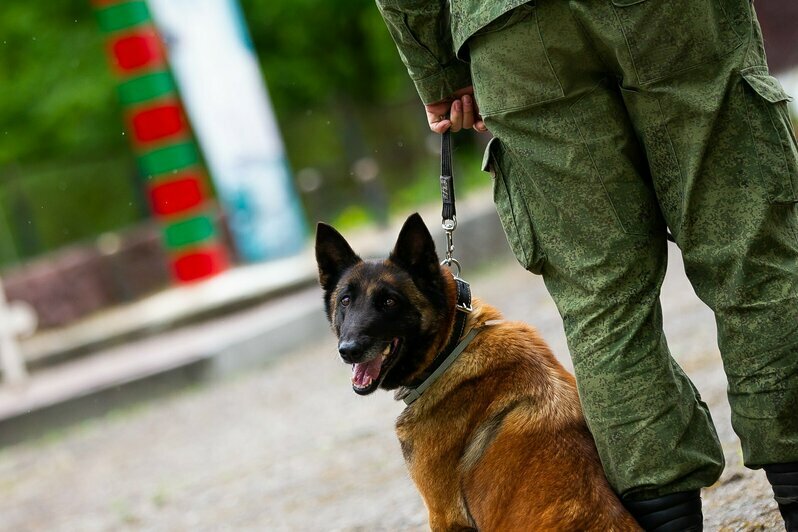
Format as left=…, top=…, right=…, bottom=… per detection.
left=442, top=216, right=461, bottom=278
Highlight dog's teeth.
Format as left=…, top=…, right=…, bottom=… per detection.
left=362, top=375, right=372, bottom=387
left=383, top=345, right=391, bottom=356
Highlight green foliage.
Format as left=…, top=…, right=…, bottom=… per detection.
left=240, top=0, right=485, bottom=228
left=0, top=0, right=486, bottom=267
left=0, top=0, right=144, bottom=265
left=241, top=0, right=410, bottom=110
left=0, top=157, right=145, bottom=260
left=0, top=0, right=127, bottom=164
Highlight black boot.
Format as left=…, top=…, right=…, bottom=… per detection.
left=623, top=490, right=703, bottom=531
left=764, top=462, right=798, bottom=532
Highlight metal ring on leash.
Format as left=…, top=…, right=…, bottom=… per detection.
left=441, top=257, right=462, bottom=278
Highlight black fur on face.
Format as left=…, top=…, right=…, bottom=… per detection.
left=315, top=213, right=451, bottom=394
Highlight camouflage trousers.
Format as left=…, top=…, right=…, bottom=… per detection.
left=471, top=0, right=798, bottom=500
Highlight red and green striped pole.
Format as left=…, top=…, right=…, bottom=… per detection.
left=93, top=0, right=229, bottom=283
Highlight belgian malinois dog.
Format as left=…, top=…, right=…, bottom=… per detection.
left=315, top=213, right=640, bottom=531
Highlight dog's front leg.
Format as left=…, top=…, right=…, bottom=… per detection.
left=397, top=410, right=476, bottom=530
left=406, top=458, right=474, bottom=531
left=428, top=509, right=476, bottom=532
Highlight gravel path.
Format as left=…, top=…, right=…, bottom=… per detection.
left=0, top=248, right=784, bottom=531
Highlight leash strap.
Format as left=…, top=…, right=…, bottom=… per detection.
left=402, top=132, right=478, bottom=406
left=440, top=129, right=455, bottom=222
left=440, top=129, right=462, bottom=275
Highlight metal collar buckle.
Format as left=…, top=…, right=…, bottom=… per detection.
left=456, top=299, right=472, bottom=313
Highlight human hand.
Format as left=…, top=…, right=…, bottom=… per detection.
left=425, top=86, right=488, bottom=134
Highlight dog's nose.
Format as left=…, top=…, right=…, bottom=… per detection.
left=338, top=340, right=362, bottom=363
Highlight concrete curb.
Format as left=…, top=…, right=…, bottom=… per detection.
left=21, top=252, right=320, bottom=367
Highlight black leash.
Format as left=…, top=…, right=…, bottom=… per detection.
left=439, top=130, right=462, bottom=276
left=440, top=129, right=455, bottom=222
left=401, top=129, right=479, bottom=407
left=438, top=128, right=466, bottom=287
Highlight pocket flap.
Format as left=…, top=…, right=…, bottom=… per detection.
left=611, top=0, right=648, bottom=6
left=472, top=4, right=536, bottom=38
left=741, top=69, right=794, bottom=104
left=482, top=137, right=500, bottom=173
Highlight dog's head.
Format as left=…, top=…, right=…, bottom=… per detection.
left=315, top=213, right=450, bottom=395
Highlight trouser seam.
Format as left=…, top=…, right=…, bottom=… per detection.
left=652, top=95, right=689, bottom=241
left=568, top=82, right=620, bottom=235
left=608, top=2, right=640, bottom=85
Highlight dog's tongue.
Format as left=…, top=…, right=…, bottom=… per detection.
left=352, top=357, right=382, bottom=389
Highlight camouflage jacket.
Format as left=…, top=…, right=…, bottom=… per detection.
left=376, top=0, right=527, bottom=104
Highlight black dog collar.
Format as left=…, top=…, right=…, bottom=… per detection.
left=403, top=277, right=479, bottom=406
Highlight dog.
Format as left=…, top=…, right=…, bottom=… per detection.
left=315, top=213, right=640, bottom=531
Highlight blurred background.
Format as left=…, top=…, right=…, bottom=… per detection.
left=0, top=0, right=490, bottom=331
left=0, top=0, right=795, bottom=530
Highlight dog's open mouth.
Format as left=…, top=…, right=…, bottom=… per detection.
left=351, top=337, right=401, bottom=395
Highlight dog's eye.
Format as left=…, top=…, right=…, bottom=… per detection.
left=341, top=296, right=351, bottom=306
left=383, top=298, right=396, bottom=308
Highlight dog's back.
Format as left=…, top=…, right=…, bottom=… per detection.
left=397, top=301, right=640, bottom=531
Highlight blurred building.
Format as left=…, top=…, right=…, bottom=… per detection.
left=758, top=0, right=798, bottom=109
left=757, top=1, right=798, bottom=74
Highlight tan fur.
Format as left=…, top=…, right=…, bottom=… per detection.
left=394, top=274, right=640, bottom=532
left=397, top=277, right=437, bottom=333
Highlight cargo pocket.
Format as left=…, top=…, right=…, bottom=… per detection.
left=482, top=137, right=546, bottom=274
left=468, top=4, right=563, bottom=117
left=611, top=0, right=741, bottom=85
left=741, top=67, right=798, bottom=204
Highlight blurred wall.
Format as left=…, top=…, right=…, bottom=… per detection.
left=757, top=1, right=798, bottom=74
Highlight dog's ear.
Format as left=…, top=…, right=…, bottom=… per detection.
left=390, top=213, right=440, bottom=277
left=315, top=222, right=361, bottom=292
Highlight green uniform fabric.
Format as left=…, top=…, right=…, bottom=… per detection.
left=377, top=0, right=798, bottom=501
left=375, top=0, right=528, bottom=103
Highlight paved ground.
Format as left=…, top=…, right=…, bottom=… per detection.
left=0, top=249, right=785, bottom=531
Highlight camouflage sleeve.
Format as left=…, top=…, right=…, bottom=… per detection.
left=375, top=0, right=472, bottom=105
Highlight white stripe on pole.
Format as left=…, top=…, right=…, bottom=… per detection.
left=147, top=0, right=307, bottom=262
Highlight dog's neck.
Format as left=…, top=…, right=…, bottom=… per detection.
left=397, top=275, right=473, bottom=405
